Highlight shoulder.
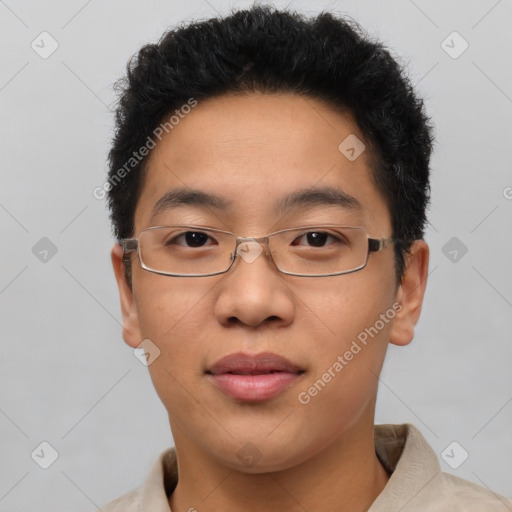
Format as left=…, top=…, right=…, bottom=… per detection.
left=421, top=471, right=512, bottom=511
left=372, top=424, right=512, bottom=511
left=100, top=487, right=143, bottom=511
left=97, top=447, right=176, bottom=512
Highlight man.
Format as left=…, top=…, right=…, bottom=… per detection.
left=103, top=5, right=511, bottom=511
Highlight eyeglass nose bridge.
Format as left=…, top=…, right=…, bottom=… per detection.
left=232, top=235, right=273, bottom=266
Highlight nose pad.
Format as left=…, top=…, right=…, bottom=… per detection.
left=236, top=239, right=264, bottom=264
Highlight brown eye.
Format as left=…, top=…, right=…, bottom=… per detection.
left=292, top=231, right=340, bottom=248
left=183, top=232, right=210, bottom=247
left=305, top=232, right=328, bottom=247
left=166, top=231, right=214, bottom=248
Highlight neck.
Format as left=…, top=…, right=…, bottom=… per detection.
left=168, top=418, right=390, bottom=512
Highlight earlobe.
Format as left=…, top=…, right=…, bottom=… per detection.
left=111, top=243, right=143, bottom=349
left=389, top=240, right=429, bottom=347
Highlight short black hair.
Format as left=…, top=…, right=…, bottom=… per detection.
left=107, top=4, right=434, bottom=284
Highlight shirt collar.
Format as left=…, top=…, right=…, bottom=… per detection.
left=369, top=423, right=440, bottom=511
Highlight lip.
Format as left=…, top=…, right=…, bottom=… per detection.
left=206, top=352, right=305, bottom=402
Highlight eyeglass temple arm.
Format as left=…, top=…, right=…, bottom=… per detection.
left=368, top=237, right=394, bottom=253
left=121, top=238, right=138, bottom=253
left=119, top=238, right=138, bottom=287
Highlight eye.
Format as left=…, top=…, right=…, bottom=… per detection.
left=292, top=231, right=342, bottom=248
left=167, top=231, right=216, bottom=248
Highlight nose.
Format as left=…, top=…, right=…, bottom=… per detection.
left=214, top=241, right=295, bottom=328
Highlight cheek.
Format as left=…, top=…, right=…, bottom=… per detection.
left=140, top=298, right=212, bottom=429
left=134, top=276, right=216, bottom=389
left=135, top=274, right=216, bottom=339
left=295, top=271, right=395, bottom=344
left=295, top=274, right=395, bottom=406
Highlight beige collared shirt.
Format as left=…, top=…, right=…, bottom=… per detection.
left=101, top=423, right=512, bottom=511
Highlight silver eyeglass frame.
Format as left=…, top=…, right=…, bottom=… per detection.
left=120, top=224, right=395, bottom=278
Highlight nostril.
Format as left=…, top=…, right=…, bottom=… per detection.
left=227, top=316, right=242, bottom=326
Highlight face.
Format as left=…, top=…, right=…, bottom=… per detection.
left=112, top=92, right=428, bottom=472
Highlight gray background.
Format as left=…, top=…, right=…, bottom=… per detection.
left=1, top=0, right=511, bottom=510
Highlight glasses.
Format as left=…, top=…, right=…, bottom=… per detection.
left=121, top=225, right=394, bottom=278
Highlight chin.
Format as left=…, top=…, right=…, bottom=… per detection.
left=210, top=435, right=319, bottom=474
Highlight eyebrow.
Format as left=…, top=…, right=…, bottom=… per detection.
left=150, top=185, right=362, bottom=220
left=150, top=188, right=233, bottom=220
left=274, top=186, right=362, bottom=214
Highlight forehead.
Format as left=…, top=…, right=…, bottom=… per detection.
left=135, top=93, right=391, bottom=234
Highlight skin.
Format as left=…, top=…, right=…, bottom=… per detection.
left=111, top=92, right=429, bottom=512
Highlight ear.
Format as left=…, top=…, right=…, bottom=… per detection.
left=111, top=243, right=143, bottom=349
left=389, top=240, right=429, bottom=347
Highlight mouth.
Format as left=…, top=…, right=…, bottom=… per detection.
left=206, top=352, right=305, bottom=402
